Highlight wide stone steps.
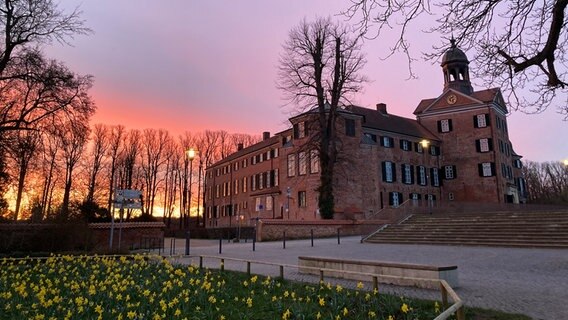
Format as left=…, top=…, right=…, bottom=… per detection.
left=364, top=210, right=568, bottom=248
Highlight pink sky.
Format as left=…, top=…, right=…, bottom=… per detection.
left=47, top=0, right=567, bottom=163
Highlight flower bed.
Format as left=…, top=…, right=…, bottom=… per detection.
left=0, top=255, right=445, bottom=319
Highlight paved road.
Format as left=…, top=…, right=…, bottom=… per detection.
left=157, top=236, right=567, bottom=320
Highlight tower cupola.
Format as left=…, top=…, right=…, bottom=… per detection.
left=441, top=39, right=473, bottom=95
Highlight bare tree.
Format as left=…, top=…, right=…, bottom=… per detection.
left=0, top=0, right=90, bottom=78
left=106, top=125, right=125, bottom=211
left=344, top=0, right=568, bottom=118
left=5, top=128, right=41, bottom=220
left=56, top=115, right=90, bottom=219
left=85, top=124, right=108, bottom=203
left=230, top=133, right=261, bottom=150
left=277, top=17, right=366, bottom=219
left=523, top=160, right=568, bottom=204
left=140, top=129, right=170, bottom=217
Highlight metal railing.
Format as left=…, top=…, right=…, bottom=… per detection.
left=169, top=254, right=464, bottom=320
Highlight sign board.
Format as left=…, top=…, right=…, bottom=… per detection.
left=114, top=189, right=142, bottom=209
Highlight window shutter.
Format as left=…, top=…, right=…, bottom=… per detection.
left=398, top=192, right=403, bottom=203
left=388, top=192, right=394, bottom=206
left=478, top=163, right=483, bottom=176
left=491, top=163, right=496, bottom=176
left=448, top=119, right=453, bottom=131
left=475, top=139, right=481, bottom=152
left=473, top=115, right=479, bottom=128
left=293, top=124, right=299, bottom=139
left=389, top=137, right=394, bottom=147
left=437, top=120, right=442, bottom=132
left=410, top=165, right=415, bottom=184
left=485, top=114, right=490, bottom=126
left=452, top=165, right=457, bottom=178
left=392, top=164, right=397, bottom=182
left=379, top=137, right=385, bottom=147
left=399, top=139, right=404, bottom=149
left=488, top=138, right=493, bottom=151
left=381, top=162, right=386, bottom=181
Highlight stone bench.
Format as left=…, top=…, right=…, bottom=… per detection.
left=298, top=256, right=458, bottom=289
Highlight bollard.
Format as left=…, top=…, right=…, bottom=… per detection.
left=319, top=270, right=324, bottom=282
left=169, top=238, right=174, bottom=255
left=185, top=231, right=191, bottom=256
left=283, top=231, right=286, bottom=249
left=279, top=265, right=284, bottom=280
left=199, top=256, right=203, bottom=269
left=247, top=261, right=251, bottom=275
left=373, top=276, right=378, bottom=291
left=253, top=230, right=256, bottom=252
left=220, top=258, right=224, bottom=272
left=219, top=236, right=222, bottom=254
left=311, top=229, right=314, bottom=247
left=337, top=228, right=341, bottom=245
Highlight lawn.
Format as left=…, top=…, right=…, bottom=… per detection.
left=0, top=255, right=530, bottom=320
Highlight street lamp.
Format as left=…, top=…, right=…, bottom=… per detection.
left=186, top=148, right=196, bottom=229
left=563, top=159, right=568, bottom=167
left=420, top=139, right=432, bottom=214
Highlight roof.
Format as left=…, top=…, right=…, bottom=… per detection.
left=441, top=40, right=469, bottom=65
left=209, top=129, right=290, bottom=168
left=346, top=105, right=439, bottom=140
left=413, top=88, right=506, bottom=115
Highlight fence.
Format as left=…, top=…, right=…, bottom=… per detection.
left=168, top=254, right=464, bottom=320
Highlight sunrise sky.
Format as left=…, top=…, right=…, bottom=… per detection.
left=45, top=0, right=567, bottom=163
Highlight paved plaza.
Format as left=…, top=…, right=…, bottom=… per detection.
left=159, top=236, right=567, bottom=320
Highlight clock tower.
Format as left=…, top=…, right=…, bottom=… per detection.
left=441, top=38, right=473, bottom=95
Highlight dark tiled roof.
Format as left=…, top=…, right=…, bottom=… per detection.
left=414, top=88, right=503, bottom=114
left=346, top=105, right=439, bottom=140
left=209, top=129, right=291, bottom=168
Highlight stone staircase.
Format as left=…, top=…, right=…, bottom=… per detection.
left=363, top=210, right=568, bottom=248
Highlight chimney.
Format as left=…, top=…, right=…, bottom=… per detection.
left=237, top=143, right=244, bottom=151
left=376, top=103, right=387, bottom=114
left=262, top=131, right=270, bottom=140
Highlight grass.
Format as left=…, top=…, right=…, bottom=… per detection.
left=0, top=254, right=530, bottom=320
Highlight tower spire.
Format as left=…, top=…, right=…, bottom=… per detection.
left=441, top=39, right=473, bottom=95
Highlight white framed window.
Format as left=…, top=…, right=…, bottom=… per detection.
left=255, top=197, right=261, bottom=212
left=389, top=192, right=402, bottom=207
left=432, top=168, right=440, bottom=186
left=444, top=165, right=456, bottom=179
left=273, top=169, right=279, bottom=186
left=234, top=179, right=239, bottom=195
left=381, top=136, right=393, bottom=148
left=298, top=191, right=307, bottom=207
left=251, top=175, right=256, bottom=191
left=287, top=154, right=296, bottom=177
left=242, top=177, right=247, bottom=193
left=403, top=164, right=413, bottom=184
left=438, top=119, right=452, bottom=133
left=475, top=114, right=489, bottom=128
left=259, top=173, right=264, bottom=189
left=480, top=162, right=494, bottom=177
left=382, top=161, right=395, bottom=182
left=310, top=150, right=319, bottom=173
left=266, top=196, right=273, bottom=211
left=298, top=151, right=307, bottom=175
left=478, top=138, right=491, bottom=152
left=400, top=140, right=411, bottom=151
left=418, top=166, right=426, bottom=185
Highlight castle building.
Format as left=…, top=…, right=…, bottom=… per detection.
left=203, top=41, right=526, bottom=228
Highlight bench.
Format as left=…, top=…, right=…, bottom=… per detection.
left=298, top=256, right=458, bottom=288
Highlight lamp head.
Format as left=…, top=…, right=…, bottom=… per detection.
left=420, top=139, right=430, bottom=148
left=187, top=148, right=196, bottom=160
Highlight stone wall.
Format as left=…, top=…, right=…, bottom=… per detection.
left=256, top=219, right=386, bottom=242
left=89, top=222, right=165, bottom=252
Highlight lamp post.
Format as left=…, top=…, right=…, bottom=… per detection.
left=196, top=158, right=203, bottom=227
left=420, top=139, right=432, bottom=214
left=186, top=148, right=196, bottom=229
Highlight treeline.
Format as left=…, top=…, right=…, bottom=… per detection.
left=522, top=161, right=568, bottom=205
left=0, top=126, right=260, bottom=223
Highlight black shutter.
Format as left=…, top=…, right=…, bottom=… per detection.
left=437, top=120, right=442, bottom=132
left=485, top=114, right=490, bottom=126
left=491, top=163, right=496, bottom=176
left=399, top=139, right=404, bottom=149
left=478, top=163, right=484, bottom=177
left=379, top=137, right=385, bottom=147
left=475, top=139, right=481, bottom=152
left=448, top=119, right=453, bottom=131
left=389, top=137, right=394, bottom=147
left=488, top=138, right=494, bottom=151
left=400, top=164, right=405, bottom=182
left=392, top=163, right=397, bottom=181
left=398, top=192, right=403, bottom=203
left=410, top=165, right=415, bottom=184
left=473, top=115, right=479, bottom=128
left=381, top=162, right=386, bottom=182
left=452, top=165, right=457, bottom=178
left=293, top=123, right=299, bottom=139
left=388, top=192, right=394, bottom=206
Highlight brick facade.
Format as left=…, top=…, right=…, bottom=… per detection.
left=204, top=42, right=526, bottom=228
